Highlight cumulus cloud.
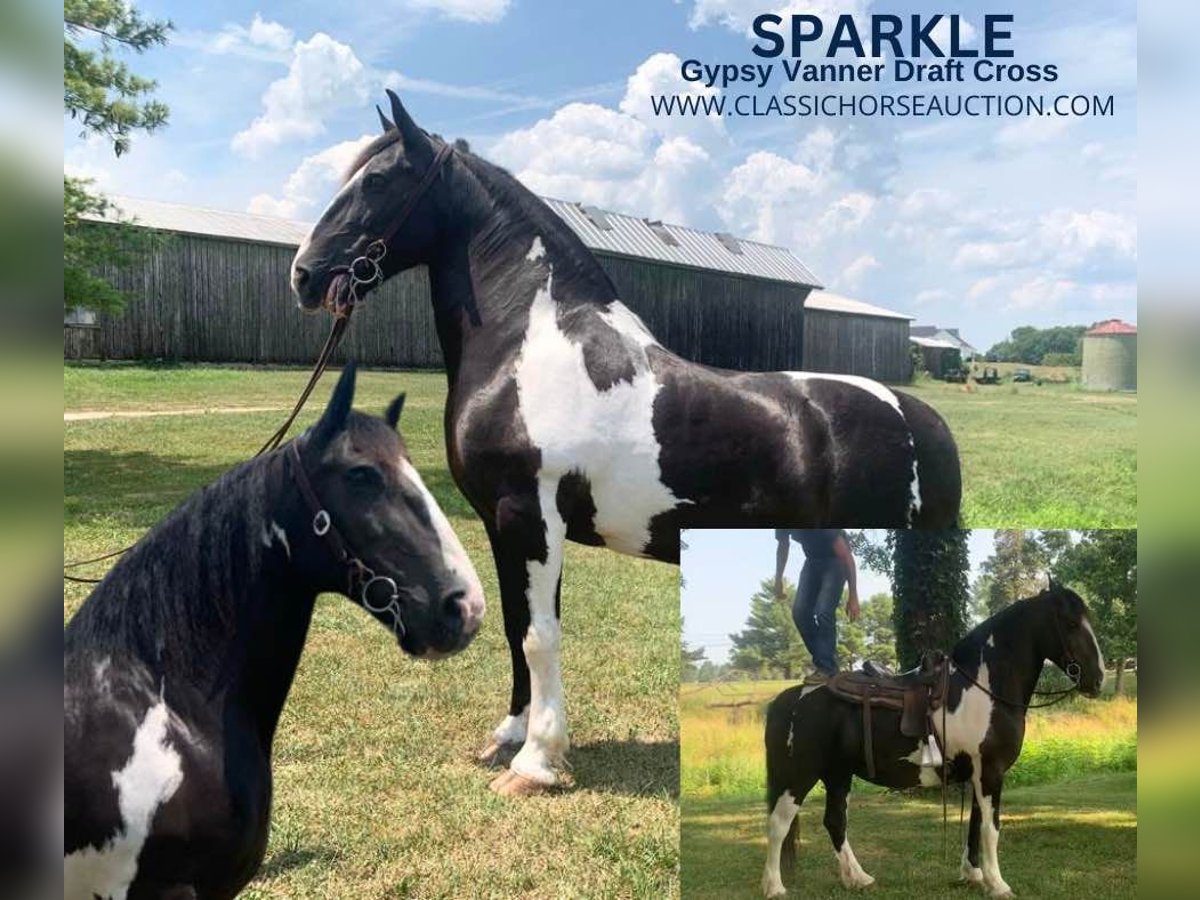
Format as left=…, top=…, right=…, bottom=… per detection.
left=209, top=14, right=295, bottom=58
left=232, top=33, right=370, bottom=158
left=1007, top=275, right=1077, bottom=311
left=687, top=0, right=872, bottom=34
left=994, top=115, right=1073, bottom=151
left=954, top=208, right=1135, bottom=271
left=618, top=52, right=724, bottom=144
left=246, top=134, right=374, bottom=219
left=841, top=254, right=880, bottom=288
left=915, top=288, right=950, bottom=306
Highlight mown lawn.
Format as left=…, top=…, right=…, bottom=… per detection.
left=64, top=363, right=1137, bottom=529
left=681, top=773, right=1136, bottom=899
left=64, top=364, right=679, bottom=898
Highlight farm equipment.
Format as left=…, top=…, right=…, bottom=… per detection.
left=973, top=366, right=1001, bottom=385
left=1012, top=367, right=1033, bottom=383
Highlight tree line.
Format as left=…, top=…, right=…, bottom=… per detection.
left=984, top=325, right=1089, bottom=366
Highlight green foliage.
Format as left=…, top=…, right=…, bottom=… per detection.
left=892, top=530, right=969, bottom=669
left=64, top=0, right=171, bottom=312
left=1054, top=530, right=1138, bottom=675
left=985, top=324, right=1087, bottom=365
left=727, top=578, right=810, bottom=679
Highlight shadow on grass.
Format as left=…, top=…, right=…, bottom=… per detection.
left=257, top=845, right=339, bottom=879
left=65, top=449, right=233, bottom=530
left=572, top=739, right=680, bottom=798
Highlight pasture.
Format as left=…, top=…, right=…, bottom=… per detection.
left=64, top=364, right=680, bottom=898
left=679, top=681, right=1137, bottom=899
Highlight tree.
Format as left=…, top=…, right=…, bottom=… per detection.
left=1054, top=530, right=1137, bottom=695
left=728, top=578, right=812, bottom=680
left=892, top=530, right=969, bottom=669
left=681, top=623, right=707, bottom=682
left=985, top=325, right=1088, bottom=365
left=859, top=593, right=898, bottom=670
left=64, top=0, right=171, bottom=312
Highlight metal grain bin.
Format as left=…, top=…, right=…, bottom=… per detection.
left=1081, top=319, right=1136, bottom=391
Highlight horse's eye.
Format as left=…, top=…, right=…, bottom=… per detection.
left=345, top=465, right=384, bottom=492
left=362, top=172, right=387, bottom=193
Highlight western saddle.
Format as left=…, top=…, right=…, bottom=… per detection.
left=824, top=651, right=950, bottom=779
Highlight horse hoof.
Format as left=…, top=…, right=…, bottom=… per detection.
left=488, top=769, right=552, bottom=797
left=477, top=741, right=519, bottom=767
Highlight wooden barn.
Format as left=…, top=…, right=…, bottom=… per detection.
left=68, top=195, right=822, bottom=371
left=802, top=290, right=914, bottom=383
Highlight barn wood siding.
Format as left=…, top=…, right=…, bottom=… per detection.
left=78, top=228, right=811, bottom=372
left=597, top=254, right=807, bottom=371
left=803, top=309, right=912, bottom=384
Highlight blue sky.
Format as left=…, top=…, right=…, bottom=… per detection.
left=64, top=0, right=1136, bottom=350
left=682, top=528, right=994, bottom=663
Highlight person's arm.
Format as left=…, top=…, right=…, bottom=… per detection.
left=833, top=533, right=860, bottom=621
left=773, top=532, right=789, bottom=599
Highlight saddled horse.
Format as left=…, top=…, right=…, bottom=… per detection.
left=289, top=91, right=962, bottom=793
left=760, top=581, right=1106, bottom=898
left=64, top=365, right=485, bottom=900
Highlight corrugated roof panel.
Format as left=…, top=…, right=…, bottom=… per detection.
left=1085, top=319, right=1137, bottom=335
left=88, top=194, right=823, bottom=288
left=806, top=290, right=913, bottom=321
left=910, top=336, right=959, bottom=349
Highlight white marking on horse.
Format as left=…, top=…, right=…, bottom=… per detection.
left=835, top=838, right=875, bottom=888
left=514, top=268, right=683, bottom=555
left=398, top=458, right=486, bottom=631
left=508, top=480, right=569, bottom=784
left=491, top=707, right=529, bottom=745
left=1082, top=616, right=1106, bottom=679
left=977, top=790, right=1012, bottom=896
left=261, top=520, right=291, bottom=560
left=598, top=301, right=659, bottom=350
left=526, top=235, right=545, bottom=261
left=960, top=844, right=984, bottom=884
left=902, top=744, right=943, bottom=787
left=64, top=698, right=184, bottom=900
left=986, top=633, right=995, bottom=648
left=762, top=790, right=800, bottom=897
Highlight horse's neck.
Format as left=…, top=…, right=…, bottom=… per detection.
left=961, top=616, right=1046, bottom=706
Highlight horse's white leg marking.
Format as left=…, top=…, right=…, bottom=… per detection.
left=835, top=838, right=875, bottom=889
left=762, top=790, right=799, bottom=898
left=508, top=480, right=568, bottom=785
left=960, top=843, right=984, bottom=884
left=514, top=269, right=683, bottom=557
left=398, top=459, right=486, bottom=630
left=785, top=372, right=922, bottom=522
left=977, top=790, right=1012, bottom=897
left=491, top=707, right=529, bottom=745
left=64, top=698, right=184, bottom=900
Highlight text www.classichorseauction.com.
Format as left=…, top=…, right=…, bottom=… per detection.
left=660, top=13, right=1115, bottom=119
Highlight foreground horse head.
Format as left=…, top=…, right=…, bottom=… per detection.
left=762, top=581, right=1107, bottom=898
left=296, top=363, right=486, bottom=657
left=291, top=91, right=449, bottom=313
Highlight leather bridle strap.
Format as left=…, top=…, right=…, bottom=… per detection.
left=377, top=142, right=454, bottom=248
left=287, top=441, right=354, bottom=568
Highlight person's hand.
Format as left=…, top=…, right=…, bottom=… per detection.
left=847, top=593, right=861, bottom=622
left=773, top=577, right=785, bottom=600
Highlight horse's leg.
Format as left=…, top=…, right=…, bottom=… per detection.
left=489, top=482, right=569, bottom=793
left=960, top=791, right=984, bottom=885
left=478, top=520, right=532, bottom=766
left=974, top=767, right=1012, bottom=897
left=824, top=771, right=875, bottom=889
left=762, top=779, right=812, bottom=898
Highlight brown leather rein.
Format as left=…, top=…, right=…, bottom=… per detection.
left=64, top=143, right=455, bottom=587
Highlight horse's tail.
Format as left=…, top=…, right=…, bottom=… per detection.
left=898, top=392, right=962, bottom=527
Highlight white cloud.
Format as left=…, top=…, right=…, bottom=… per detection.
left=954, top=208, right=1135, bottom=271
left=967, top=276, right=1001, bottom=303
left=915, top=288, right=950, bottom=306
left=408, top=0, right=511, bottom=24
left=930, top=15, right=976, bottom=50
left=687, top=0, right=871, bottom=34
left=247, top=133, right=374, bottom=219
left=619, top=52, right=724, bottom=144
left=841, top=253, right=879, bottom=288
left=1007, top=275, right=1077, bottom=311
left=232, top=33, right=370, bottom=158
left=994, top=115, right=1073, bottom=150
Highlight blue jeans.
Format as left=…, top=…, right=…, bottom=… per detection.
left=793, top=557, right=845, bottom=675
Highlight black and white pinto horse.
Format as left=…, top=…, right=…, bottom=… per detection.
left=290, top=91, right=962, bottom=793
left=64, top=365, right=485, bottom=899
left=761, top=582, right=1106, bottom=898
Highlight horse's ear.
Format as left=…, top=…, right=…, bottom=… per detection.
left=1047, top=573, right=1060, bottom=592
left=311, top=362, right=357, bottom=449
left=385, top=393, right=406, bottom=430
left=387, top=89, right=433, bottom=165
left=376, top=105, right=395, bottom=132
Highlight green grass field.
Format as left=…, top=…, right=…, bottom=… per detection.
left=65, top=362, right=1137, bottom=529
left=64, top=364, right=679, bottom=898
left=680, top=681, right=1136, bottom=898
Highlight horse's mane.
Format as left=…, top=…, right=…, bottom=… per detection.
left=951, top=590, right=1049, bottom=667
left=65, top=450, right=288, bottom=682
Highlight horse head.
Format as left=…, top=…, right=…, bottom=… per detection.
left=290, top=91, right=451, bottom=313
left=289, top=363, right=485, bottom=658
left=1042, top=578, right=1106, bottom=697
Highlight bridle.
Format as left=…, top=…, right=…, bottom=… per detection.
left=64, top=143, right=456, bottom=586
left=286, top=441, right=406, bottom=639
left=952, top=606, right=1085, bottom=710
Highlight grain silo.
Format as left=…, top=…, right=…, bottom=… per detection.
left=1081, top=319, right=1136, bottom=391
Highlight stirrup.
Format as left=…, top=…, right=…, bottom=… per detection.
left=919, top=735, right=943, bottom=767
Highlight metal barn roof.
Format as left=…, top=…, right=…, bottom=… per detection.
left=1085, top=319, right=1137, bottom=336
left=910, top=335, right=959, bottom=349
left=88, top=194, right=822, bottom=289
left=805, top=290, right=912, bottom=321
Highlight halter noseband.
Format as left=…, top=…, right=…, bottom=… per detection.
left=331, top=142, right=455, bottom=314
left=286, top=441, right=406, bottom=638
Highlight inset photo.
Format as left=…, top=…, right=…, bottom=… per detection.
left=681, top=529, right=1136, bottom=899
